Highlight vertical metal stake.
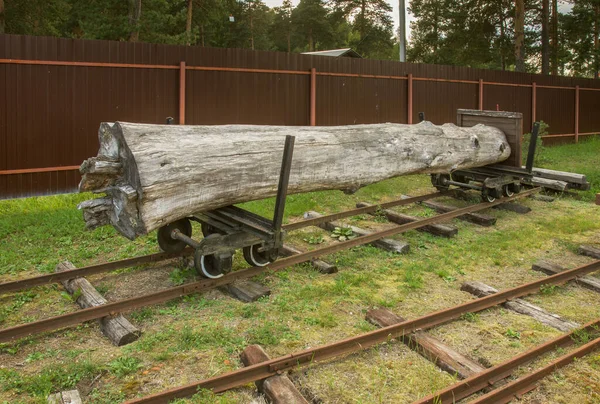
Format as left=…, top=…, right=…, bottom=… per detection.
left=272, top=135, right=296, bottom=235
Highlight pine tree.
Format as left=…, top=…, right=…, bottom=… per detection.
left=291, top=0, right=333, bottom=51
left=332, top=0, right=394, bottom=57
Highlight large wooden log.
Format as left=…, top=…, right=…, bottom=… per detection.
left=79, top=121, right=511, bottom=239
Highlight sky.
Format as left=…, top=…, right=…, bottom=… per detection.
left=262, top=0, right=416, bottom=40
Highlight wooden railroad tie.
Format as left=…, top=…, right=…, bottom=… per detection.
left=461, top=281, right=579, bottom=332
left=532, top=261, right=600, bottom=294
left=304, top=211, right=410, bottom=254
left=530, top=194, right=555, bottom=203
left=280, top=244, right=337, bottom=274
left=366, top=308, right=485, bottom=379
left=409, top=196, right=497, bottom=227
left=240, top=344, right=309, bottom=404
left=222, top=281, right=271, bottom=303
left=579, top=245, right=600, bottom=260
left=356, top=202, right=458, bottom=238
left=55, top=261, right=140, bottom=346
left=452, top=190, right=532, bottom=214
left=47, top=390, right=82, bottom=404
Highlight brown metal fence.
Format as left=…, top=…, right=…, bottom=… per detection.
left=1, top=34, right=599, bottom=199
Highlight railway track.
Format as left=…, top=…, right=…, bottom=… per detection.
left=0, top=190, right=451, bottom=296
left=123, top=258, right=600, bottom=404
left=0, top=188, right=537, bottom=343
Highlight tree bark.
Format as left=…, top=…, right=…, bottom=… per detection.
left=541, top=0, right=550, bottom=74
left=78, top=122, right=511, bottom=240
left=186, top=0, right=193, bottom=46
left=551, top=0, right=558, bottom=75
left=128, top=0, right=142, bottom=42
left=0, top=0, right=4, bottom=34
left=595, top=4, right=599, bottom=79
left=515, top=0, right=525, bottom=72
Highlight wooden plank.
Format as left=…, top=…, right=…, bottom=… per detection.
left=524, top=166, right=587, bottom=185
left=366, top=308, right=486, bottom=379
left=304, top=211, right=410, bottom=254
left=55, top=261, right=140, bottom=346
left=579, top=245, right=600, bottom=260
left=48, top=390, right=82, bottom=404
left=356, top=202, right=457, bottom=238
left=461, top=281, right=579, bottom=332
left=418, top=199, right=496, bottom=227
left=280, top=244, right=337, bottom=274
left=225, top=281, right=270, bottom=303
left=596, top=193, right=600, bottom=206
left=532, top=260, right=600, bottom=294
left=240, top=344, right=309, bottom=404
left=526, top=176, right=569, bottom=191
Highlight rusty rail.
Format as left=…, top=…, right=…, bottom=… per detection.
left=470, top=334, right=600, bottom=404
left=125, top=255, right=600, bottom=403
left=0, top=190, right=448, bottom=295
left=414, top=318, right=600, bottom=404
left=0, top=188, right=538, bottom=342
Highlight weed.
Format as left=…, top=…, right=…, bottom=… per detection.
left=373, top=207, right=389, bottom=223
left=505, top=328, right=521, bottom=340
left=303, top=234, right=325, bottom=245
left=331, top=226, right=356, bottom=241
left=108, top=356, right=143, bottom=377
left=460, top=312, right=479, bottom=323
left=169, top=266, right=196, bottom=285
left=539, top=284, right=560, bottom=295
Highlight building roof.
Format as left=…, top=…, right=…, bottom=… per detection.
left=301, top=48, right=363, bottom=58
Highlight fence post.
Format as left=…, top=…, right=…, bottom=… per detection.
left=407, top=73, right=413, bottom=124
left=531, top=82, right=537, bottom=125
left=478, top=79, right=484, bottom=110
left=179, top=61, right=186, bottom=125
left=575, top=85, right=580, bottom=143
left=310, top=68, right=316, bottom=126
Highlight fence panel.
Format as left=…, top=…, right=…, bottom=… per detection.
left=1, top=34, right=599, bottom=199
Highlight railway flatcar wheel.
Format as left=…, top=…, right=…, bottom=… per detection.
left=482, top=189, right=498, bottom=203
left=503, top=184, right=515, bottom=197
left=431, top=174, right=450, bottom=191
left=157, top=218, right=192, bottom=253
left=243, top=245, right=272, bottom=267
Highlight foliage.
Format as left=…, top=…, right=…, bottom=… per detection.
left=331, top=226, right=356, bottom=241
left=2, top=0, right=599, bottom=71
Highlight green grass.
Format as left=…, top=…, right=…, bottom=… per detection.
left=526, top=134, right=600, bottom=201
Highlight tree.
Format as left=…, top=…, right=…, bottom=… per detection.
left=186, top=0, right=193, bottom=45
left=541, top=0, right=549, bottom=74
left=291, top=0, right=333, bottom=51
left=0, top=0, right=5, bottom=34
left=515, top=0, right=525, bottom=72
left=270, top=0, right=293, bottom=52
left=562, top=0, right=600, bottom=78
left=129, top=0, right=142, bottom=42
left=333, top=0, right=394, bottom=57
left=4, top=0, right=71, bottom=36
